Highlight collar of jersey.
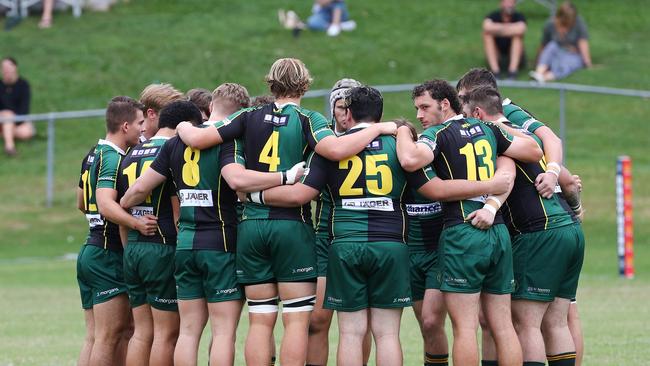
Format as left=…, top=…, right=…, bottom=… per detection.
left=496, top=117, right=510, bottom=124
left=348, top=122, right=373, bottom=131
left=274, top=101, right=299, bottom=110
left=444, top=114, right=465, bottom=123
left=502, top=98, right=512, bottom=106
left=98, top=139, right=126, bottom=155
left=150, top=136, right=171, bottom=141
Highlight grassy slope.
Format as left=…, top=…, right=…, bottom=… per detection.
left=0, top=0, right=649, bottom=364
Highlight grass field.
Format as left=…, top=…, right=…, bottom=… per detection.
left=1, top=0, right=649, bottom=365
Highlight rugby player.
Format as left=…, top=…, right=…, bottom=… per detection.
left=463, top=86, right=584, bottom=366
left=175, top=58, right=397, bottom=366
left=76, top=96, right=156, bottom=366
left=139, top=83, right=185, bottom=140
left=456, top=68, right=563, bottom=199
left=396, top=80, right=543, bottom=366
left=121, top=86, right=304, bottom=366
left=306, top=77, right=374, bottom=366
left=116, top=101, right=195, bottom=366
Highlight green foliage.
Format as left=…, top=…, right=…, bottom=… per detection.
left=0, top=0, right=648, bottom=364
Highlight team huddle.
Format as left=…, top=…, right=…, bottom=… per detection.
left=75, top=58, right=585, bottom=366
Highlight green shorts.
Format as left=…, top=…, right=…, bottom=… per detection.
left=512, top=223, right=585, bottom=301
left=315, top=234, right=330, bottom=277
left=123, top=243, right=178, bottom=311
left=409, top=249, right=439, bottom=301
left=236, top=219, right=317, bottom=284
left=76, top=244, right=127, bottom=310
left=438, top=223, right=514, bottom=294
left=324, top=241, right=412, bottom=311
left=174, top=249, right=243, bottom=303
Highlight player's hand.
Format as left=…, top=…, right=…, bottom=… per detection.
left=135, top=214, right=158, bottom=236
left=284, top=161, right=306, bottom=184
left=378, top=122, right=397, bottom=136
left=573, top=174, right=583, bottom=192
left=466, top=209, right=495, bottom=230
left=535, top=172, right=557, bottom=199
left=489, top=170, right=514, bottom=195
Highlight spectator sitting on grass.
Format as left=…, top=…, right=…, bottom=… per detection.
left=278, top=0, right=356, bottom=37
left=1, top=57, right=35, bottom=157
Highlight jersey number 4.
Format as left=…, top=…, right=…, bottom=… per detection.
left=339, top=154, right=393, bottom=196
left=259, top=131, right=281, bottom=171
left=459, top=140, right=495, bottom=180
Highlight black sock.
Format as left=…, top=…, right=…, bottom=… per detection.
left=481, top=361, right=499, bottom=366
left=425, top=352, right=449, bottom=365
left=523, top=362, right=546, bottom=366
left=547, top=352, right=576, bottom=366
left=270, top=356, right=276, bottom=366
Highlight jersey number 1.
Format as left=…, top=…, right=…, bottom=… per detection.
left=459, top=140, right=494, bottom=180
left=123, top=161, right=153, bottom=203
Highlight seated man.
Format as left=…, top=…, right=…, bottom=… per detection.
left=279, top=0, right=356, bottom=37
left=482, top=0, right=527, bottom=79
left=1, top=57, right=35, bottom=156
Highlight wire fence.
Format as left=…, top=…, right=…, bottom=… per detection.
left=1, top=80, right=649, bottom=207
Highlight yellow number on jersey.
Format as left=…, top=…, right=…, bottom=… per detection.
left=123, top=161, right=153, bottom=203
left=259, top=131, right=281, bottom=172
left=80, top=170, right=98, bottom=212
left=459, top=140, right=494, bottom=180
left=339, top=154, right=393, bottom=196
left=339, top=156, right=364, bottom=196
left=182, top=147, right=201, bottom=186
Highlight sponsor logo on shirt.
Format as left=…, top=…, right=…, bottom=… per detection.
left=132, top=148, right=158, bottom=156
left=97, top=176, right=116, bottom=182
left=263, top=113, right=289, bottom=126
left=459, top=125, right=485, bottom=138
left=130, top=206, right=154, bottom=218
left=417, top=136, right=436, bottom=151
left=406, top=202, right=442, bottom=216
left=341, top=197, right=394, bottom=211
left=467, top=194, right=488, bottom=203
left=86, top=155, right=95, bottom=164
left=366, top=139, right=382, bottom=150
left=522, top=118, right=539, bottom=131
left=86, top=214, right=104, bottom=228
left=179, top=189, right=214, bottom=207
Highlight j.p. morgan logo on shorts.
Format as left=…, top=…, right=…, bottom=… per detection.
left=179, top=189, right=213, bottom=207
left=342, top=197, right=394, bottom=211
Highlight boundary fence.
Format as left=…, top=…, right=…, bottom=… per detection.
left=1, top=80, right=649, bottom=207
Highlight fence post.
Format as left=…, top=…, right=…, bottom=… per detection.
left=560, top=88, right=567, bottom=163
left=46, top=115, right=55, bottom=208
left=324, top=94, right=331, bottom=120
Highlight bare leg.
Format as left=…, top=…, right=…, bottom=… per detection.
left=39, top=0, right=54, bottom=28
left=337, top=309, right=368, bottom=366
left=306, top=276, right=334, bottom=365
left=116, top=313, right=133, bottom=366
left=14, top=121, right=35, bottom=140
left=420, top=289, right=449, bottom=358
left=479, top=305, right=497, bottom=362
left=445, top=292, right=480, bottom=366
left=509, top=36, right=524, bottom=73
left=126, top=304, right=153, bottom=366
left=78, top=308, right=95, bottom=366
left=245, top=283, right=279, bottom=366
left=542, top=298, right=575, bottom=356
left=208, top=300, right=243, bottom=366
left=362, top=326, right=373, bottom=366
left=482, top=293, right=522, bottom=366
left=150, top=307, right=179, bottom=366
left=1, top=110, right=16, bottom=154
left=370, top=307, right=404, bottom=366
left=512, top=299, right=550, bottom=363
left=568, top=302, right=584, bottom=366
left=90, top=294, right=131, bottom=366
left=482, top=32, right=501, bottom=73
left=174, top=299, right=208, bottom=366
left=278, top=281, right=316, bottom=366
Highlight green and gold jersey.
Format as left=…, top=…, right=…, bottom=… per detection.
left=117, top=137, right=177, bottom=246
left=216, top=102, right=334, bottom=223
left=417, top=115, right=513, bottom=227
left=302, top=124, right=431, bottom=244
left=78, top=139, right=125, bottom=251
left=404, top=183, right=444, bottom=253
left=150, top=135, right=238, bottom=252
left=502, top=98, right=546, bottom=134
left=500, top=121, right=577, bottom=234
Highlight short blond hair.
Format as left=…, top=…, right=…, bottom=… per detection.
left=211, top=83, right=251, bottom=115
left=139, top=83, right=185, bottom=112
left=265, top=58, right=312, bottom=98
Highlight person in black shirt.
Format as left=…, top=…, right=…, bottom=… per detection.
left=482, top=0, right=527, bottom=79
left=1, top=57, right=35, bottom=156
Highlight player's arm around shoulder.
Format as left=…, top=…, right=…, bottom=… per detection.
left=496, top=122, right=543, bottom=163
left=176, top=121, right=223, bottom=150
left=396, top=125, right=435, bottom=172
left=315, top=121, right=396, bottom=161
left=120, top=168, right=167, bottom=209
